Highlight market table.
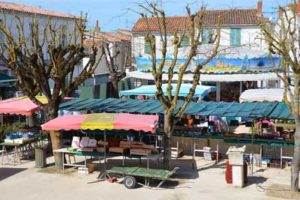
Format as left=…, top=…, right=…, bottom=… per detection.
left=54, top=148, right=87, bottom=174
left=54, top=148, right=115, bottom=174
left=130, top=149, right=153, bottom=169
left=1, top=138, right=37, bottom=165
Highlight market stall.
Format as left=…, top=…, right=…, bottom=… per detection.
left=0, top=96, right=72, bottom=165
left=42, top=113, right=159, bottom=174
left=239, top=88, right=285, bottom=103
left=58, top=98, right=295, bottom=163
left=0, top=96, right=48, bottom=116
left=119, top=84, right=216, bottom=100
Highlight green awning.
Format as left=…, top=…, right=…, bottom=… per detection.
left=0, top=74, right=16, bottom=83
left=268, top=102, right=294, bottom=120
left=59, top=98, right=293, bottom=119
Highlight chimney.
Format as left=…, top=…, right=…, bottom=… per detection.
left=278, top=6, right=284, bottom=17
left=257, top=0, right=263, bottom=17
left=297, top=0, right=300, bottom=14
left=94, top=20, right=100, bottom=33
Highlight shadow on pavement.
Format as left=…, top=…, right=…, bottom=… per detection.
left=0, top=167, right=27, bottom=181
left=245, top=176, right=268, bottom=187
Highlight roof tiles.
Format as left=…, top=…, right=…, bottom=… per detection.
left=0, top=1, right=76, bottom=19
left=132, top=9, right=261, bottom=33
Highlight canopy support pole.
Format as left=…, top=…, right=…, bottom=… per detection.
left=96, top=130, right=109, bottom=181
left=216, top=82, right=220, bottom=102
left=240, top=81, right=243, bottom=96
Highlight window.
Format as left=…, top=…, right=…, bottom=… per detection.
left=202, top=29, right=215, bottom=44
left=60, top=25, right=67, bottom=47
left=29, top=22, right=34, bottom=45
left=202, top=29, right=210, bottom=44
left=230, top=28, right=241, bottom=46
left=181, top=36, right=189, bottom=47
left=144, top=37, right=151, bottom=54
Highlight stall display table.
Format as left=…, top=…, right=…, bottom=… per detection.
left=54, top=148, right=86, bottom=174
left=193, top=143, right=219, bottom=163
left=54, top=148, right=112, bottom=174
left=130, top=149, right=153, bottom=168
left=280, top=147, right=293, bottom=168
left=1, top=138, right=37, bottom=165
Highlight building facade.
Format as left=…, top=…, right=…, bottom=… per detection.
left=0, top=2, right=77, bottom=76
left=81, top=29, right=132, bottom=98
left=128, top=0, right=283, bottom=102
left=132, top=1, right=266, bottom=60
left=0, top=2, right=77, bottom=98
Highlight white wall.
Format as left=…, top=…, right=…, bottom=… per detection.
left=132, top=26, right=267, bottom=58
left=83, top=40, right=130, bottom=77
left=0, top=10, right=75, bottom=75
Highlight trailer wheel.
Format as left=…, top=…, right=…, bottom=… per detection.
left=124, top=176, right=136, bottom=189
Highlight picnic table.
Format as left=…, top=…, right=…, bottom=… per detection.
left=107, top=166, right=179, bottom=189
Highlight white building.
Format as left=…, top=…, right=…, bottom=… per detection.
left=0, top=2, right=77, bottom=77
left=0, top=2, right=77, bottom=98
left=131, top=0, right=266, bottom=59
left=128, top=0, right=283, bottom=102
left=81, top=29, right=132, bottom=98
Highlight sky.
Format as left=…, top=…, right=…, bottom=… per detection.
left=3, top=0, right=294, bottom=32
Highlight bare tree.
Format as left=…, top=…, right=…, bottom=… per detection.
left=85, top=31, right=130, bottom=98
left=0, top=14, right=103, bottom=166
left=103, top=42, right=129, bottom=98
left=260, top=3, right=300, bottom=191
left=138, top=3, right=221, bottom=169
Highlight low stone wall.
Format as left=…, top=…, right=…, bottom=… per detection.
left=171, top=136, right=294, bottom=159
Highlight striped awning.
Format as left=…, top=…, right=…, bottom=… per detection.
left=42, top=113, right=159, bottom=133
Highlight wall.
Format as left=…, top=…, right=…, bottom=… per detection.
left=132, top=26, right=266, bottom=58
left=0, top=10, right=75, bottom=80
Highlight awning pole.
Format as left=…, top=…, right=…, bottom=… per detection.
left=240, top=81, right=243, bottom=95
left=216, top=82, right=220, bottom=102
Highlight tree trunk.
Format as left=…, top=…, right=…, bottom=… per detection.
left=291, top=117, right=300, bottom=192
left=50, top=130, right=63, bottom=168
left=44, top=103, right=63, bottom=168
left=163, top=110, right=174, bottom=170
left=110, top=75, right=119, bottom=98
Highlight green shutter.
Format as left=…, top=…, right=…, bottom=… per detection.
left=100, top=84, right=107, bottom=99
left=80, top=86, right=93, bottom=98
left=230, top=28, right=241, bottom=47
left=144, top=38, right=151, bottom=54
left=181, top=36, right=189, bottom=46
left=202, top=30, right=210, bottom=44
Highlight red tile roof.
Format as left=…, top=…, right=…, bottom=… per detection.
left=0, top=2, right=76, bottom=19
left=132, top=9, right=261, bottom=33
left=84, top=30, right=131, bottom=48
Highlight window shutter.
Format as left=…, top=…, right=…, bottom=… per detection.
left=230, top=28, right=241, bottom=46
left=144, top=38, right=151, bottom=54
left=202, top=30, right=210, bottom=44
left=181, top=36, right=190, bottom=47
left=236, top=29, right=241, bottom=46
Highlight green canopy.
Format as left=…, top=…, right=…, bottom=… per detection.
left=59, top=98, right=294, bottom=119
left=268, top=102, right=293, bottom=120
left=0, top=74, right=16, bottom=83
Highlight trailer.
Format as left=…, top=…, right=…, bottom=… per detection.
left=107, top=166, right=180, bottom=189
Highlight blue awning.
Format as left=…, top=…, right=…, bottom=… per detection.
left=119, top=84, right=216, bottom=99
